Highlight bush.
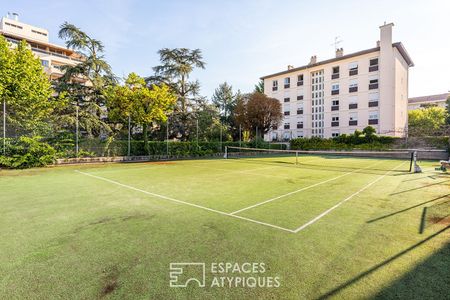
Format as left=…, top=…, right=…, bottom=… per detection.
left=290, top=134, right=397, bottom=151
left=0, top=136, right=56, bottom=169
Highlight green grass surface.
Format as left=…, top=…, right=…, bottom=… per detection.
left=0, top=155, right=449, bottom=299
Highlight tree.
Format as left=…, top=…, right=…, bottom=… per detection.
left=54, top=22, right=116, bottom=138
left=211, top=82, right=237, bottom=125
left=0, top=37, right=53, bottom=136
left=147, top=48, right=206, bottom=140
left=105, top=73, right=176, bottom=154
left=254, top=80, right=264, bottom=94
left=446, top=96, right=450, bottom=125
left=233, top=92, right=282, bottom=139
left=408, top=106, right=447, bottom=136
left=362, top=126, right=376, bottom=136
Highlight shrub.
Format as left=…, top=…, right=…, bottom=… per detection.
left=0, top=136, right=56, bottom=169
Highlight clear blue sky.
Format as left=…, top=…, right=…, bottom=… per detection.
left=3, top=0, right=450, bottom=98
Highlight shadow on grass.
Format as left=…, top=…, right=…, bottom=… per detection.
left=389, top=180, right=450, bottom=196
left=316, top=225, right=450, bottom=300
left=366, top=194, right=450, bottom=224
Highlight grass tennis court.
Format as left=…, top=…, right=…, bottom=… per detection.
left=0, top=154, right=449, bottom=299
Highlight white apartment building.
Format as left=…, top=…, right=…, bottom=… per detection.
left=261, top=23, right=413, bottom=140
left=0, top=12, right=83, bottom=81
left=408, top=93, right=449, bottom=110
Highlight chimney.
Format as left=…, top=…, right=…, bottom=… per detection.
left=335, top=48, right=344, bottom=58
left=379, top=22, right=394, bottom=49
left=12, top=12, right=19, bottom=21
left=309, top=55, right=317, bottom=65
left=287, top=65, right=294, bottom=70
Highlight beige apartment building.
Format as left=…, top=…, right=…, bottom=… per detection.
left=261, top=23, right=413, bottom=140
left=0, top=12, right=83, bottom=80
left=408, top=93, right=449, bottom=110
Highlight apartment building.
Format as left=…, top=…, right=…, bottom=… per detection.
left=0, top=12, right=83, bottom=80
left=408, top=93, right=449, bottom=110
left=261, top=23, right=413, bottom=140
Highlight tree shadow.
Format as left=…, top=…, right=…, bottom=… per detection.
left=316, top=225, right=450, bottom=299
left=366, top=194, right=450, bottom=223
left=389, top=180, right=450, bottom=196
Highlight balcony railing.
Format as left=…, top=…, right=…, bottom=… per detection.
left=349, top=69, right=358, bottom=76
left=369, top=65, right=379, bottom=72
left=297, top=124, right=303, bottom=129
left=349, top=120, right=358, bottom=126
left=297, top=80, right=304, bottom=86
left=331, top=89, right=339, bottom=95
left=331, top=73, right=339, bottom=79
left=331, top=105, right=339, bottom=111
left=331, top=121, right=339, bottom=127
left=369, top=83, right=379, bottom=90
left=349, top=86, right=358, bottom=93
left=297, top=109, right=303, bottom=115
left=368, top=119, right=379, bottom=125
left=368, top=101, right=379, bottom=107
left=284, top=125, right=290, bottom=129
left=272, top=86, right=278, bottom=91
left=284, top=111, right=290, bottom=116
left=349, top=103, right=358, bottom=109
left=284, top=84, right=290, bottom=89
left=297, top=95, right=304, bottom=100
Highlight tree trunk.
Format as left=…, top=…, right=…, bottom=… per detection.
left=143, top=123, right=149, bottom=156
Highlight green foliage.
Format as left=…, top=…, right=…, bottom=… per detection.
left=254, top=80, right=264, bottom=94
left=0, top=37, right=54, bottom=136
left=0, top=136, right=56, bottom=169
left=408, top=106, right=448, bottom=136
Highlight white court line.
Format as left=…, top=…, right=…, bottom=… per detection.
left=74, top=170, right=295, bottom=233
left=229, top=160, right=384, bottom=215
left=293, top=161, right=406, bottom=233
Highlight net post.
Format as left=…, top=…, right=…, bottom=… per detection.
left=409, top=151, right=413, bottom=172
left=413, top=151, right=422, bottom=173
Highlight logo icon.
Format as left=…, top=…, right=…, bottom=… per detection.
left=169, top=263, right=206, bottom=287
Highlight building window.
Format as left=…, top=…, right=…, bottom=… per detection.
left=369, top=92, right=379, bottom=107
left=41, top=60, right=49, bottom=67
left=297, top=95, right=304, bottom=101
left=331, top=99, right=339, bottom=111
left=284, top=77, right=290, bottom=89
left=284, top=123, right=290, bottom=129
left=331, top=83, right=339, bottom=95
left=349, top=112, right=358, bottom=126
left=331, top=132, right=340, bottom=137
left=284, top=97, right=290, bottom=102
left=272, top=80, right=278, bottom=91
left=32, top=29, right=48, bottom=36
left=369, top=58, right=379, bottom=72
left=332, top=66, right=340, bottom=79
left=349, top=79, right=358, bottom=93
left=297, top=74, right=304, bottom=86
left=5, top=22, right=23, bottom=29
left=369, top=78, right=379, bottom=90
left=349, top=62, right=358, bottom=76
left=349, top=96, right=358, bottom=109
left=369, top=111, right=379, bottom=125
left=297, top=121, right=304, bottom=129
left=331, top=115, right=339, bottom=127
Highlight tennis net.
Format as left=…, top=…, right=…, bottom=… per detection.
left=224, top=146, right=418, bottom=172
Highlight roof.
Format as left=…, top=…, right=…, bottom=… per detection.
left=260, top=42, right=414, bottom=80
left=408, top=93, right=450, bottom=104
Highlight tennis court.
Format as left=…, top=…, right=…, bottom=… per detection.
left=1, top=149, right=449, bottom=299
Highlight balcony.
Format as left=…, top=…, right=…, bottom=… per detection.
left=368, top=101, right=379, bottom=107
left=349, top=103, right=358, bottom=109
left=331, top=121, right=339, bottom=127
left=297, top=109, right=303, bottom=115
left=369, top=83, right=379, bottom=90
left=297, top=81, right=304, bottom=86
left=297, top=95, right=304, bottom=100
left=331, top=73, right=339, bottom=79
left=297, top=123, right=304, bottom=129
left=331, top=89, right=339, bottom=95
left=284, top=84, right=290, bottom=89
left=349, top=69, right=358, bottom=76
left=331, top=105, right=339, bottom=111
left=369, top=119, right=379, bottom=125
left=284, top=124, right=290, bottom=129
left=272, top=86, right=278, bottom=91
left=349, top=120, right=358, bottom=126
left=349, top=86, right=358, bottom=93
left=369, top=65, right=379, bottom=72
left=284, top=111, right=290, bottom=116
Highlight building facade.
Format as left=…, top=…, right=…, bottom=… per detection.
left=0, top=12, right=83, bottom=80
left=408, top=93, right=449, bottom=110
left=261, top=23, right=413, bottom=141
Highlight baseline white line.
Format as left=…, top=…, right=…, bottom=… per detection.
left=293, top=161, right=406, bottom=233
left=74, top=170, right=295, bottom=233
left=229, top=160, right=384, bottom=215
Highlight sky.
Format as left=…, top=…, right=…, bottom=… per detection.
left=3, top=0, right=450, bottom=98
